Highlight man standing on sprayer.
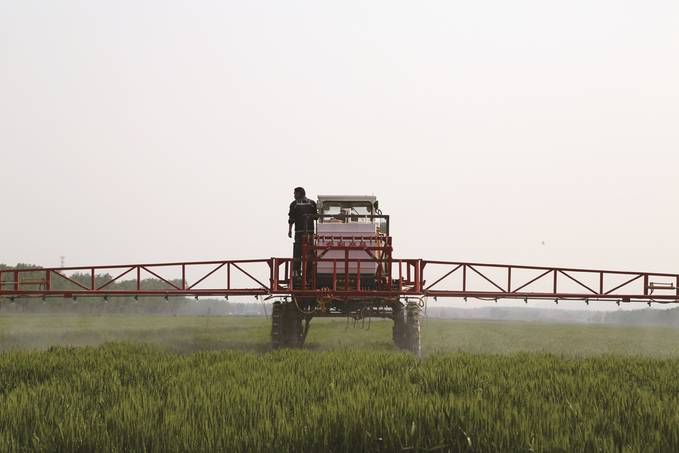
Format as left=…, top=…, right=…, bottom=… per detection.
left=288, top=187, right=318, bottom=279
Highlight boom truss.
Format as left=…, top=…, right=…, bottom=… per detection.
left=2, top=257, right=678, bottom=304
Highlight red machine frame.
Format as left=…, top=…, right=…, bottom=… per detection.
left=2, top=235, right=678, bottom=304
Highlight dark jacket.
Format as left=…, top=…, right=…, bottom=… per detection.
left=288, top=197, right=318, bottom=234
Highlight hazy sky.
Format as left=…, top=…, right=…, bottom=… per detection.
left=2, top=0, right=678, bottom=281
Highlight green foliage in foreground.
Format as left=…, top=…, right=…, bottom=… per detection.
left=2, top=343, right=679, bottom=452
left=2, top=315, right=679, bottom=452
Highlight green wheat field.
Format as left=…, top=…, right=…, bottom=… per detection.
left=2, top=314, right=679, bottom=452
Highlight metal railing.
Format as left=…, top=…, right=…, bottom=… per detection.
left=2, top=257, right=678, bottom=304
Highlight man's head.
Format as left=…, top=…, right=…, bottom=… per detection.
left=294, top=187, right=306, bottom=201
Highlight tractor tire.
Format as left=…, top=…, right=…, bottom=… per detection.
left=392, top=303, right=408, bottom=349
left=271, top=301, right=284, bottom=349
left=283, top=302, right=304, bottom=348
left=272, top=302, right=305, bottom=349
left=405, top=302, right=421, bottom=356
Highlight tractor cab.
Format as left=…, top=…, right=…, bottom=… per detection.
left=316, top=195, right=387, bottom=233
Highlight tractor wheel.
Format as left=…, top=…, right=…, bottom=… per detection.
left=271, top=301, right=284, bottom=349
left=283, top=302, right=304, bottom=348
left=392, top=303, right=407, bottom=349
left=405, top=302, right=421, bottom=356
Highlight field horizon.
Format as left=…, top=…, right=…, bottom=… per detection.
left=2, top=313, right=679, bottom=356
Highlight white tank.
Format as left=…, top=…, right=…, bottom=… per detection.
left=316, top=222, right=379, bottom=274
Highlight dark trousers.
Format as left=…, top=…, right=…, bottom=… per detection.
left=293, top=232, right=312, bottom=276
